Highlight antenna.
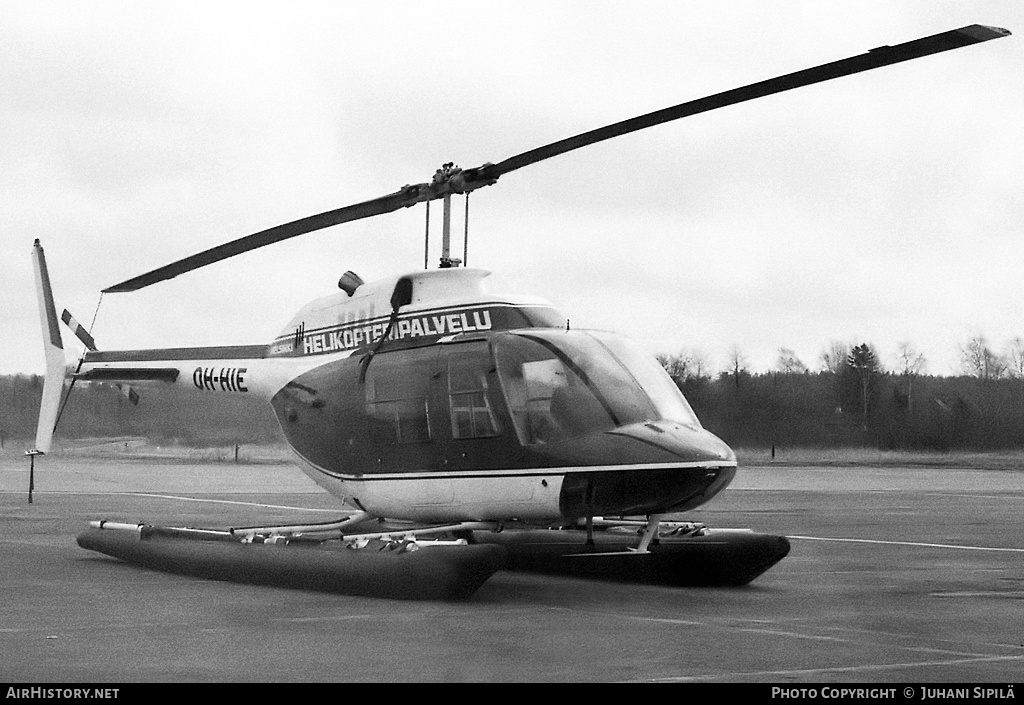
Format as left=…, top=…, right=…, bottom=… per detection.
left=423, top=201, right=430, bottom=270
left=464, top=193, right=470, bottom=267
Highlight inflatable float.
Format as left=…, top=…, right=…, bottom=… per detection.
left=77, top=522, right=506, bottom=600
left=471, top=524, right=790, bottom=586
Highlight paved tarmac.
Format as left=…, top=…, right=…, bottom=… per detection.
left=1, top=450, right=1023, bottom=683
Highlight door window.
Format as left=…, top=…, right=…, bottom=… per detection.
left=447, top=347, right=500, bottom=439
left=365, top=350, right=433, bottom=444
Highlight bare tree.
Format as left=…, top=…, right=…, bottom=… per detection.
left=819, top=340, right=850, bottom=374
left=657, top=348, right=711, bottom=383
left=726, top=345, right=748, bottom=389
left=960, top=335, right=1007, bottom=380
left=895, top=342, right=926, bottom=414
left=690, top=349, right=711, bottom=380
left=776, top=348, right=808, bottom=374
left=655, top=352, right=686, bottom=380
left=1005, top=337, right=1024, bottom=379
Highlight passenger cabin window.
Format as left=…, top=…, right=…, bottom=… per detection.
left=447, top=348, right=500, bottom=439
left=365, top=351, right=433, bottom=444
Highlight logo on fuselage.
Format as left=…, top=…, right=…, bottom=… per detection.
left=299, top=308, right=494, bottom=356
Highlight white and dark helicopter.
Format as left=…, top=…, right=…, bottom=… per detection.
left=30, top=24, right=1009, bottom=598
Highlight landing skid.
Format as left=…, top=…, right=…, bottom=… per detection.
left=469, top=519, right=790, bottom=587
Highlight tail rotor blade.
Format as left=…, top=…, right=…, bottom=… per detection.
left=61, top=309, right=97, bottom=351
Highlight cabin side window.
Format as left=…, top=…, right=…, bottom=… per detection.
left=447, top=348, right=500, bottom=439
left=365, top=351, right=432, bottom=444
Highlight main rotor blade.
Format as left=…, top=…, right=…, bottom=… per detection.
left=104, top=24, right=1008, bottom=293
left=103, top=188, right=429, bottom=292
left=477, top=24, right=1010, bottom=180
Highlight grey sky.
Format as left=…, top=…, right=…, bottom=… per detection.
left=3, top=1, right=1022, bottom=376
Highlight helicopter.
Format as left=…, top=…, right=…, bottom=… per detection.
left=31, top=24, right=1008, bottom=590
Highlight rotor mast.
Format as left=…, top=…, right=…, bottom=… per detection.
left=441, top=193, right=455, bottom=267
left=435, top=162, right=465, bottom=269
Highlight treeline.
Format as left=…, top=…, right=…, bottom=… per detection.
left=670, top=368, right=1024, bottom=450
left=0, top=375, right=283, bottom=447
left=3, top=366, right=1024, bottom=451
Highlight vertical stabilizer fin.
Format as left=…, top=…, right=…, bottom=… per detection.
left=31, top=240, right=67, bottom=454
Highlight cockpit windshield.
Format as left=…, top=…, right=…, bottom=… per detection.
left=494, top=330, right=701, bottom=445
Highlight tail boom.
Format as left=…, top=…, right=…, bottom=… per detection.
left=74, top=346, right=331, bottom=402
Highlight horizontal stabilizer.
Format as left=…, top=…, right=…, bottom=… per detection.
left=63, top=309, right=141, bottom=404
left=73, top=367, right=180, bottom=383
